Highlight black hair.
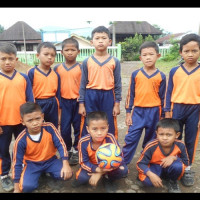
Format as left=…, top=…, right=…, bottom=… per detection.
left=139, top=41, right=159, bottom=54
left=86, top=111, right=108, bottom=125
left=37, top=42, right=56, bottom=54
left=91, top=26, right=111, bottom=39
left=179, top=33, right=200, bottom=52
left=62, top=37, right=79, bottom=50
left=20, top=102, right=42, bottom=118
left=0, top=42, right=17, bottom=55
left=156, top=118, right=180, bottom=133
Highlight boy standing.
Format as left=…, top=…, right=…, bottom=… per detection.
left=12, top=102, right=73, bottom=193
left=0, top=43, right=34, bottom=192
left=54, top=38, right=81, bottom=166
left=72, top=111, right=128, bottom=189
left=123, top=41, right=166, bottom=165
left=78, top=26, right=122, bottom=139
left=165, top=33, right=200, bottom=186
left=27, top=42, right=61, bottom=128
left=136, top=118, right=189, bottom=193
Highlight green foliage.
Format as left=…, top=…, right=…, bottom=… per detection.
left=119, top=33, right=154, bottom=61
left=0, top=25, right=4, bottom=33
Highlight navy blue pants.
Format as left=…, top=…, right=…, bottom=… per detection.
left=80, top=89, right=118, bottom=139
left=36, top=97, right=58, bottom=128
left=172, top=103, right=200, bottom=165
left=0, top=124, right=25, bottom=176
left=139, top=160, right=184, bottom=186
left=122, top=106, right=160, bottom=165
left=60, top=98, right=81, bottom=151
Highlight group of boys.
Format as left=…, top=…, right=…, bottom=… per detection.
left=0, top=25, right=200, bottom=193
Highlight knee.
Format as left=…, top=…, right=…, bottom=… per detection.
left=22, top=183, right=38, bottom=193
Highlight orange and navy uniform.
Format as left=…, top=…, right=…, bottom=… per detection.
left=0, top=69, right=34, bottom=126
left=78, top=55, right=122, bottom=138
left=164, top=64, right=200, bottom=165
left=136, top=139, right=189, bottom=185
left=27, top=66, right=61, bottom=127
left=122, top=67, right=166, bottom=165
left=75, top=133, right=128, bottom=184
left=12, top=122, right=68, bottom=192
left=54, top=62, right=82, bottom=151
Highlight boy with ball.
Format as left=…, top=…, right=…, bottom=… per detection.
left=72, top=111, right=128, bottom=188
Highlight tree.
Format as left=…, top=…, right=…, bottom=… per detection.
left=0, top=25, right=4, bottom=33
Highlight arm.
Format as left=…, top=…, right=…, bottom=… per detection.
left=55, top=72, right=62, bottom=109
left=158, top=72, right=166, bottom=118
left=60, top=160, right=73, bottom=180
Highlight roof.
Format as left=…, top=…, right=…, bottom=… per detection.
left=108, top=21, right=162, bottom=35
left=156, top=33, right=185, bottom=44
left=0, top=21, right=42, bottom=41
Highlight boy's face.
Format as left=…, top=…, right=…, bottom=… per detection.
left=156, top=127, right=180, bottom=148
left=0, top=52, right=18, bottom=74
left=61, top=44, right=80, bottom=63
left=21, top=111, right=44, bottom=135
left=91, top=32, right=111, bottom=51
left=86, top=119, right=109, bottom=143
left=37, top=47, right=56, bottom=67
left=139, top=48, right=161, bottom=68
left=180, top=41, right=200, bottom=65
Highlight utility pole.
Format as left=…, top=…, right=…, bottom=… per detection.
left=22, top=22, right=27, bottom=64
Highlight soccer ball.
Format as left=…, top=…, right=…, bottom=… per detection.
left=95, top=143, right=122, bottom=169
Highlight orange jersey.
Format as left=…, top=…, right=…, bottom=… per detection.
left=27, top=66, right=61, bottom=100
left=125, top=68, right=166, bottom=113
left=165, top=65, right=200, bottom=111
left=54, top=62, right=81, bottom=99
left=78, top=55, right=122, bottom=102
left=12, top=122, right=68, bottom=182
left=0, top=70, right=34, bottom=126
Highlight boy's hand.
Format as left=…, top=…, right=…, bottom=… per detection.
left=0, top=127, right=3, bottom=135
left=125, top=113, right=132, bottom=126
left=78, top=103, right=86, bottom=117
left=113, top=102, right=120, bottom=116
left=165, top=112, right=171, bottom=118
left=88, top=172, right=102, bottom=187
left=146, top=170, right=163, bottom=188
left=13, top=183, right=21, bottom=193
left=160, top=156, right=177, bottom=168
left=60, top=160, right=73, bottom=180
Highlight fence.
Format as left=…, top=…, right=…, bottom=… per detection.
left=159, top=46, right=171, bottom=57
left=17, top=44, right=122, bottom=66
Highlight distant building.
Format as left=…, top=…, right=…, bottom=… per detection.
left=108, top=21, right=162, bottom=43
left=0, top=21, right=42, bottom=51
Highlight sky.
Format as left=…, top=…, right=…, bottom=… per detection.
left=0, top=7, right=199, bottom=34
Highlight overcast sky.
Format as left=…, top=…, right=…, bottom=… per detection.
left=0, top=7, right=199, bottom=34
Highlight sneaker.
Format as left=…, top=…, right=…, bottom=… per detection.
left=69, top=151, right=79, bottom=166
left=167, top=179, right=181, bottom=193
left=71, top=179, right=82, bottom=188
left=181, top=170, right=195, bottom=187
left=1, top=175, right=14, bottom=192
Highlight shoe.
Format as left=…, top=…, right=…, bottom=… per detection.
left=181, top=170, right=195, bottom=187
left=167, top=179, right=181, bottom=193
left=69, top=151, right=79, bottom=166
left=1, top=175, right=14, bottom=192
left=68, top=149, right=73, bottom=160
left=71, top=179, right=82, bottom=188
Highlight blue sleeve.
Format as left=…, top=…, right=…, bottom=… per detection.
left=158, top=72, right=166, bottom=117
left=113, top=57, right=122, bottom=102
left=164, top=66, right=179, bottom=112
left=27, top=67, right=35, bottom=86
left=177, top=142, right=190, bottom=166
left=125, top=70, right=138, bottom=113
left=13, top=136, right=27, bottom=183
left=20, top=72, right=34, bottom=102
left=78, top=58, right=89, bottom=103
left=55, top=71, right=62, bottom=109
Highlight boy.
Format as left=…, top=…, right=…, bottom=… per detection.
left=78, top=26, right=122, bottom=139
left=27, top=42, right=61, bottom=128
left=54, top=38, right=81, bottom=166
left=136, top=118, right=189, bottom=193
left=72, top=111, right=128, bottom=190
left=123, top=41, right=166, bottom=165
left=165, top=33, right=200, bottom=186
left=0, top=43, right=34, bottom=192
left=12, top=102, right=73, bottom=193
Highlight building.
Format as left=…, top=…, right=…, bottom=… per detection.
left=108, top=21, right=162, bottom=43
left=0, top=21, right=42, bottom=51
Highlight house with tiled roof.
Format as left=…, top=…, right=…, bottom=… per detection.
left=0, top=21, right=42, bottom=51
